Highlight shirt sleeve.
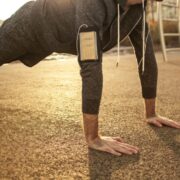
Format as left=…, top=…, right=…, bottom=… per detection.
left=80, top=61, right=103, bottom=114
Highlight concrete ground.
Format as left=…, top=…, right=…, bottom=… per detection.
left=0, top=52, right=180, bottom=180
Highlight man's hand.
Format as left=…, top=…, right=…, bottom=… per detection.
left=83, top=113, right=139, bottom=156
left=146, top=115, right=180, bottom=129
left=145, top=98, right=180, bottom=129
left=87, top=136, right=139, bottom=156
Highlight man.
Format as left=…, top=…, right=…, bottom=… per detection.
left=0, top=0, right=179, bottom=156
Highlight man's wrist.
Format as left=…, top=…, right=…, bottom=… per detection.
left=146, top=113, right=157, bottom=119
left=86, top=135, right=101, bottom=145
left=83, top=113, right=99, bottom=143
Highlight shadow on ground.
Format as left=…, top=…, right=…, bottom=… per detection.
left=151, top=125, right=180, bottom=159
left=88, top=149, right=140, bottom=180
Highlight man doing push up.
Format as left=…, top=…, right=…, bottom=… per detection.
left=0, top=0, right=179, bottom=156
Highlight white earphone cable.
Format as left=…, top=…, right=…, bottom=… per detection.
left=76, top=24, right=89, bottom=56
left=116, top=3, right=120, bottom=67
left=142, top=0, right=146, bottom=74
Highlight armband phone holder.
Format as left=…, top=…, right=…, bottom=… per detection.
left=77, top=26, right=102, bottom=66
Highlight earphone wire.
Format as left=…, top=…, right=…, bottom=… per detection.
left=142, top=0, right=146, bottom=74
left=116, top=3, right=120, bottom=67
left=76, top=24, right=89, bottom=56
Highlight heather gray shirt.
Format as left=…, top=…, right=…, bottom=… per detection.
left=30, top=0, right=117, bottom=55
left=0, top=0, right=125, bottom=65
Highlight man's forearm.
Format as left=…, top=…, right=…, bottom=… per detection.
left=145, top=98, right=157, bottom=118
left=83, top=113, right=99, bottom=143
left=76, top=26, right=103, bottom=144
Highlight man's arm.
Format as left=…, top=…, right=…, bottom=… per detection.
left=77, top=26, right=103, bottom=141
left=128, top=8, right=180, bottom=129
left=145, top=99, right=180, bottom=128
left=77, top=26, right=139, bottom=156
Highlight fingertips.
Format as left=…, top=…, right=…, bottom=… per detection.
left=118, top=145, right=138, bottom=155
left=174, top=122, right=180, bottom=129
left=122, top=145, right=138, bottom=154
left=174, top=124, right=180, bottom=129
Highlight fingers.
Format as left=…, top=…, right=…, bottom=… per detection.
left=161, top=120, right=180, bottom=129
left=114, top=146, right=135, bottom=155
left=147, top=116, right=180, bottom=129
left=116, top=143, right=139, bottom=155
left=147, top=119, right=163, bottom=127
left=112, top=137, right=140, bottom=153
left=172, top=122, right=180, bottom=129
left=101, top=142, right=139, bottom=156
left=109, top=141, right=139, bottom=155
left=119, top=142, right=139, bottom=152
left=147, top=117, right=163, bottom=127
left=157, top=117, right=180, bottom=129
left=110, top=137, right=139, bottom=155
left=106, top=147, right=122, bottom=156
left=106, top=138, right=139, bottom=155
left=88, top=136, right=140, bottom=156
left=112, top=137, right=124, bottom=142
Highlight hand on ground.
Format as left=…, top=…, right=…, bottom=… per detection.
left=146, top=115, right=180, bottom=129
left=88, top=136, right=139, bottom=156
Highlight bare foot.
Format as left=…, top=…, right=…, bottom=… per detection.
left=146, top=115, right=180, bottom=129
left=87, top=136, right=140, bottom=156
